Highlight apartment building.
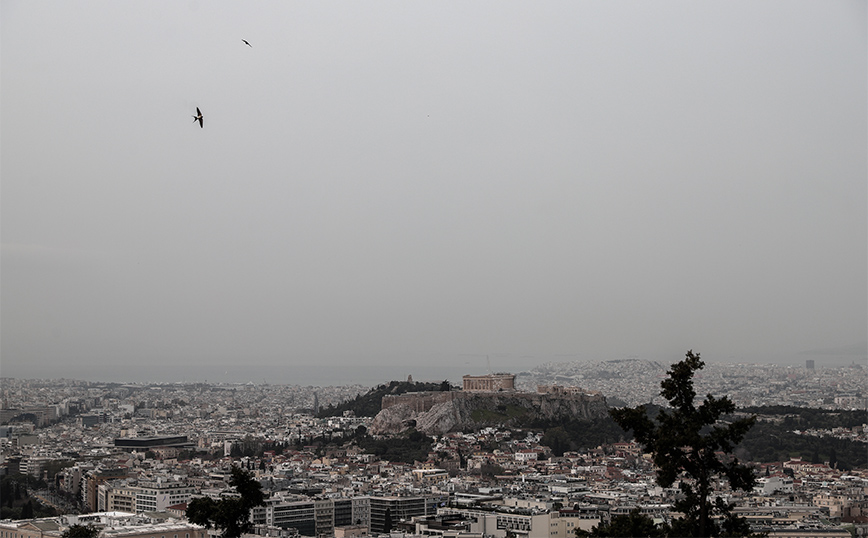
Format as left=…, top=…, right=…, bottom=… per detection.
left=135, top=479, right=196, bottom=513
left=251, top=495, right=316, bottom=536
left=98, top=479, right=195, bottom=514
left=369, top=496, right=429, bottom=534
left=439, top=506, right=559, bottom=538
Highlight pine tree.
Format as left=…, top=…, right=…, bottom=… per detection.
left=610, top=351, right=757, bottom=537
left=187, top=466, right=265, bottom=538
left=62, top=525, right=100, bottom=538
left=383, top=508, right=393, bottom=533
left=20, top=500, right=34, bottom=519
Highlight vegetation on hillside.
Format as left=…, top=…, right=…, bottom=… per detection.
left=739, top=405, right=866, bottom=429
left=533, top=405, right=865, bottom=469
left=470, top=403, right=528, bottom=423
left=355, top=428, right=434, bottom=463
left=532, top=417, right=629, bottom=455
left=317, top=379, right=452, bottom=418
left=736, top=420, right=865, bottom=470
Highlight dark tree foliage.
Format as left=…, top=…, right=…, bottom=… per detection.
left=540, top=427, right=571, bottom=457
left=0, top=480, right=14, bottom=508
left=355, top=428, right=434, bottom=463
left=317, top=380, right=449, bottom=418
left=0, top=475, right=58, bottom=520
left=576, top=508, right=667, bottom=537
left=20, top=500, right=34, bottom=519
left=41, top=460, right=74, bottom=482
left=479, top=463, right=505, bottom=478
left=739, top=406, right=866, bottom=429
left=229, top=438, right=292, bottom=459
left=383, top=508, right=393, bottom=533
left=736, top=420, right=865, bottom=469
left=62, top=525, right=100, bottom=538
left=530, top=416, right=628, bottom=452
left=186, top=466, right=266, bottom=538
left=610, top=351, right=757, bottom=538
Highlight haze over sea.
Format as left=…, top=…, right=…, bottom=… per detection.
left=9, top=346, right=864, bottom=386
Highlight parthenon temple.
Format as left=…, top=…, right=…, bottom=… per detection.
left=462, top=373, right=516, bottom=392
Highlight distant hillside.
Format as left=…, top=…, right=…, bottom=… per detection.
left=317, top=379, right=452, bottom=418
left=735, top=406, right=867, bottom=470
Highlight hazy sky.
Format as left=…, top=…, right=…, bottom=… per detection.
left=2, top=1, right=866, bottom=385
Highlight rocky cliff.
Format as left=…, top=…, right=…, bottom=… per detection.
left=369, top=390, right=609, bottom=435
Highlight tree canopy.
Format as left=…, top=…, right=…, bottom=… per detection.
left=609, top=351, right=757, bottom=537
left=186, top=466, right=265, bottom=538
left=317, top=380, right=451, bottom=418
left=62, top=525, right=100, bottom=538
left=576, top=508, right=666, bottom=538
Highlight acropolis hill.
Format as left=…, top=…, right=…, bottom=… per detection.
left=369, top=374, right=609, bottom=435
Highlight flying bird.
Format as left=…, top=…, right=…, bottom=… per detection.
left=192, top=107, right=203, bottom=128
left=242, top=39, right=252, bottom=47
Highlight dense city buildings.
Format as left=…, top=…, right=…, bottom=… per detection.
left=1, top=361, right=865, bottom=537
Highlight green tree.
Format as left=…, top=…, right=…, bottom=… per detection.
left=1, top=480, right=12, bottom=508
left=20, top=500, right=33, bottom=519
left=610, top=351, right=757, bottom=537
left=541, top=426, right=571, bottom=457
left=576, top=508, right=667, bottom=537
left=383, top=508, right=393, bottom=533
left=479, top=463, right=504, bottom=478
left=61, top=525, right=100, bottom=538
left=186, top=466, right=266, bottom=538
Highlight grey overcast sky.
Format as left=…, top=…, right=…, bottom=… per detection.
left=2, top=1, right=866, bottom=385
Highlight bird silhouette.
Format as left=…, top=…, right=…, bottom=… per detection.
left=192, top=107, right=203, bottom=128
left=242, top=39, right=252, bottom=47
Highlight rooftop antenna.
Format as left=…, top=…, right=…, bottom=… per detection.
left=487, top=355, right=492, bottom=375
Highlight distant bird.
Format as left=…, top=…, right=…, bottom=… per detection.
left=242, top=39, right=252, bottom=47
left=192, top=107, right=203, bottom=128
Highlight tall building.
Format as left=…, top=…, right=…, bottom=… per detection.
left=369, top=495, right=439, bottom=534
left=806, top=359, right=815, bottom=370
left=333, top=499, right=353, bottom=528
left=252, top=494, right=316, bottom=536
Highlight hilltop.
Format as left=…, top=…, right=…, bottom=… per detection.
left=316, top=379, right=451, bottom=418
left=370, top=389, right=610, bottom=435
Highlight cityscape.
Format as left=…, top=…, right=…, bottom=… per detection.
left=1, top=358, right=866, bottom=538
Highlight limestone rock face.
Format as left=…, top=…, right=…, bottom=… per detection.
left=413, top=400, right=462, bottom=434
left=368, top=402, right=418, bottom=435
left=369, top=391, right=609, bottom=435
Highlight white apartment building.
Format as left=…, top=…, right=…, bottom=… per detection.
left=136, top=479, right=196, bottom=513
left=101, top=479, right=195, bottom=514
